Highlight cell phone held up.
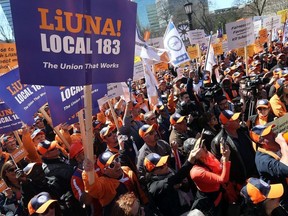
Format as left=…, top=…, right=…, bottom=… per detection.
left=220, top=137, right=225, bottom=154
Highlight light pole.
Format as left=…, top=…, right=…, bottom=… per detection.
left=184, top=2, right=193, bottom=30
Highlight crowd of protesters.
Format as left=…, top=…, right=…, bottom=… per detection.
left=1, top=35, right=288, bottom=216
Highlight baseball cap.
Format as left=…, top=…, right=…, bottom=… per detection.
left=256, top=99, right=270, bottom=109
left=273, top=68, right=282, bottom=76
left=219, top=110, right=240, bottom=125
left=69, top=142, right=84, bottom=159
left=232, top=72, right=242, bottom=80
left=97, top=151, right=119, bottom=171
left=99, top=125, right=116, bottom=139
left=23, top=162, right=42, bottom=176
left=249, top=124, right=275, bottom=143
left=37, top=140, right=57, bottom=155
left=138, top=124, right=157, bottom=138
left=1, top=136, right=14, bottom=146
left=170, top=113, right=186, bottom=125
left=240, top=177, right=283, bottom=204
left=144, top=153, right=169, bottom=172
left=31, top=129, right=45, bottom=140
left=28, top=192, right=57, bottom=215
left=93, top=120, right=103, bottom=130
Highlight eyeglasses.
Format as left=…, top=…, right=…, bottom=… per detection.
left=7, top=167, right=16, bottom=173
left=106, top=129, right=117, bottom=138
left=148, top=117, right=157, bottom=121
left=257, top=107, right=268, bottom=111
left=105, top=157, right=121, bottom=169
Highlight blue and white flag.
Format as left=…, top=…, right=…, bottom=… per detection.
left=163, top=21, right=190, bottom=66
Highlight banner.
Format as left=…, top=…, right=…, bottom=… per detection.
left=107, top=83, right=125, bottom=99
left=205, top=44, right=216, bottom=74
left=187, top=29, right=207, bottom=46
left=11, top=147, right=28, bottom=163
left=277, top=9, right=288, bottom=24
left=45, top=84, right=106, bottom=126
left=164, top=21, right=190, bottom=66
left=0, top=102, right=22, bottom=134
left=0, top=68, right=47, bottom=126
left=147, top=37, right=164, bottom=49
left=212, top=43, right=223, bottom=55
left=253, top=20, right=262, bottom=39
left=0, top=43, right=18, bottom=75
left=187, top=45, right=200, bottom=59
left=143, top=59, right=158, bottom=107
left=226, top=18, right=254, bottom=50
left=10, top=0, right=137, bottom=86
left=263, top=15, right=281, bottom=32
left=133, top=60, right=144, bottom=81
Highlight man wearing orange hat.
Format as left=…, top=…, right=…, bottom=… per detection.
left=246, top=99, right=275, bottom=130
left=136, top=124, right=172, bottom=180
left=82, top=151, right=149, bottom=215
left=211, top=110, right=258, bottom=203
left=70, top=142, right=103, bottom=216
left=250, top=125, right=288, bottom=214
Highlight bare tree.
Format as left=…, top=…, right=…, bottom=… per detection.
left=0, top=25, right=14, bottom=42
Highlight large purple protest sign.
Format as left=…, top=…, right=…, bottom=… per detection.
left=10, top=0, right=136, bottom=86
left=0, top=68, right=47, bottom=126
left=45, top=84, right=107, bottom=126
left=0, top=102, right=22, bottom=134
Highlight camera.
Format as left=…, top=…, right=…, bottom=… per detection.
left=242, top=73, right=270, bottom=90
left=201, top=84, right=223, bottom=100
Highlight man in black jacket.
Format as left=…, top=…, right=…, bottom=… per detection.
left=144, top=148, right=201, bottom=216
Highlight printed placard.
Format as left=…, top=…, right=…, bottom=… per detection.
left=226, top=18, right=254, bottom=50
left=11, top=147, right=28, bottom=163
left=10, top=0, right=137, bottom=85
left=0, top=43, right=18, bottom=75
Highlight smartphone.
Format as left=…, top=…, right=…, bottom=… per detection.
left=198, top=129, right=205, bottom=148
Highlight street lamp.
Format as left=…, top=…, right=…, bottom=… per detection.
left=184, top=2, right=193, bottom=30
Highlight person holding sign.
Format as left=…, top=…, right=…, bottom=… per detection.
left=82, top=151, right=149, bottom=216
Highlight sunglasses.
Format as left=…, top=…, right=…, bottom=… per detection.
left=257, top=107, right=268, bottom=111
left=7, top=167, right=16, bottom=173
left=105, top=157, right=121, bottom=169
left=106, top=129, right=117, bottom=138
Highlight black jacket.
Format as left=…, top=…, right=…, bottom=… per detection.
left=146, top=161, right=193, bottom=216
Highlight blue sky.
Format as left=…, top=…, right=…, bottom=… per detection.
left=209, top=0, right=234, bottom=10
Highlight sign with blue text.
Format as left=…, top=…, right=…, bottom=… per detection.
left=0, top=68, right=47, bottom=126
left=0, top=102, right=22, bottom=134
left=45, top=84, right=107, bottom=126
left=10, top=0, right=137, bottom=86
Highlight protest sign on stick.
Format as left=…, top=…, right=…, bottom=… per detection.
left=83, top=85, right=94, bottom=184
